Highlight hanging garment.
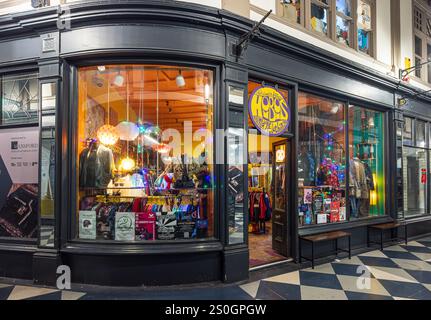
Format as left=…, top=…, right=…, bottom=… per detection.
left=349, top=158, right=369, bottom=199
left=79, top=143, right=115, bottom=188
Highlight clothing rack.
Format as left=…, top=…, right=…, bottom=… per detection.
left=248, top=189, right=270, bottom=235
left=95, top=194, right=198, bottom=204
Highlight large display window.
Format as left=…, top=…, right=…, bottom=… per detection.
left=348, top=105, right=385, bottom=219
left=76, top=65, right=215, bottom=242
left=0, top=72, right=39, bottom=239
left=298, top=92, right=346, bottom=226
left=298, top=92, right=386, bottom=227
left=403, top=117, right=430, bottom=218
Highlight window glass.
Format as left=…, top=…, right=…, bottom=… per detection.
left=416, top=120, right=426, bottom=148
left=77, top=65, right=215, bottom=242
left=336, top=0, right=351, bottom=16
left=228, top=127, right=245, bottom=245
left=403, top=147, right=427, bottom=217
left=281, top=0, right=301, bottom=24
left=336, top=16, right=351, bottom=46
left=357, top=0, right=372, bottom=54
left=348, top=106, right=385, bottom=219
left=403, top=117, right=413, bottom=145
left=298, top=92, right=346, bottom=226
left=311, top=1, right=329, bottom=36
left=415, top=36, right=423, bottom=57
left=40, top=82, right=57, bottom=247
left=416, top=57, right=422, bottom=78
left=428, top=44, right=431, bottom=84
left=1, top=73, right=39, bottom=125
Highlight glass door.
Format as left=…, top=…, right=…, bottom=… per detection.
left=272, top=140, right=290, bottom=257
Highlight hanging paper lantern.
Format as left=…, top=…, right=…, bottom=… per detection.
left=120, top=157, right=135, bottom=172
left=145, top=125, right=161, bottom=138
left=97, top=125, right=119, bottom=146
left=116, top=121, right=139, bottom=141
left=153, top=143, right=171, bottom=154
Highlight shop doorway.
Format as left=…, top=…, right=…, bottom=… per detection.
left=248, top=133, right=291, bottom=269
left=247, top=80, right=292, bottom=269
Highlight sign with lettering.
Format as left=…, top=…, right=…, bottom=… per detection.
left=249, top=86, right=290, bottom=136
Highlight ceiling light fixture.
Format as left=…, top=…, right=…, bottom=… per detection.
left=176, top=70, right=186, bottom=88
left=113, top=70, right=124, bottom=87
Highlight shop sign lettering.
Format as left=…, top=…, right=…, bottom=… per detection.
left=249, top=86, right=290, bottom=136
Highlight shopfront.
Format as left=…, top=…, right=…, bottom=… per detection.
left=0, top=1, right=430, bottom=286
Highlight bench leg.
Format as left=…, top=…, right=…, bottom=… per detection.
left=367, top=227, right=370, bottom=248
left=312, top=242, right=315, bottom=269
left=405, top=224, right=408, bottom=245
left=335, top=238, right=338, bottom=257
left=380, top=230, right=384, bottom=251
left=299, top=239, right=302, bottom=264
left=348, top=236, right=351, bottom=259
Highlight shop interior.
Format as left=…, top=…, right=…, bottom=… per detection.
left=76, top=65, right=215, bottom=242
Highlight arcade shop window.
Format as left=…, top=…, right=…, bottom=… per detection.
left=76, top=65, right=215, bottom=242
left=0, top=73, right=39, bottom=126
left=0, top=72, right=39, bottom=240
left=403, top=117, right=430, bottom=218
left=298, top=92, right=386, bottom=227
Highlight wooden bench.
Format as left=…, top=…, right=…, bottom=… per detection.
left=299, top=231, right=351, bottom=269
left=367, top=222, right=408, bottom=251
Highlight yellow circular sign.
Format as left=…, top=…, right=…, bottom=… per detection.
left=249, top=86, right=290, bottom=136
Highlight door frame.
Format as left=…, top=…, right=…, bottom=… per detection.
left=272, top=139, right=291, bottom=258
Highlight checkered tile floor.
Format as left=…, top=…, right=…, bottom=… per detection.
left=0, top=284, right=86, bottom=300
left=240, top=237, right=431, bottom=300
left=1, top=237, right=431, bottom=300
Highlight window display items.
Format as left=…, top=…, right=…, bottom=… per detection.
left=349, top=157, right=374, bottom=218
left=119, top=157, right=136, bottom=172
left=79, top=139, right=115, bottom=188
left=97, top=124, right=119, bottom=146
left=116, top=121, right=139, bottom=141
left=77, top=65, right=215, bottom=242
left=115, top=212, right=135, bottom=241
left=297, top=93, right=346, bottom=226
left=79, top=210, right=96, bottom=240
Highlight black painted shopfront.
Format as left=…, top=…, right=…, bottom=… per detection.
left=0, top=0, right=430, bottom=286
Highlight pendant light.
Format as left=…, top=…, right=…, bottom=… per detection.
left=176, top=69, right=186, bottom=88
left=97, top=71, right=119, bottom=146
left=116, top=69, right=139, bottom=141
left=119, top=68, right=136, bottom=172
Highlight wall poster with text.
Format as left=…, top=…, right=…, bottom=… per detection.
left=0, top=127, right=39, bottom=238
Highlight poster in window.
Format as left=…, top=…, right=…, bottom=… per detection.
left=79, top=211, right=96, bottom=240
left=115, top=212, right=136, bottom=241
left=0, top=127, right=39, bottom=238
left=358, top=1, right=371, bottom=30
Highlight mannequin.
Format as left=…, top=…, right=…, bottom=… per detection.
left=349, top=157, right=370, bottom=218
left=79, top=139, right=115, bottom=188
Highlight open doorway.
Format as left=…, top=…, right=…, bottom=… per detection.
left=248, top=81, right=291, bottom=269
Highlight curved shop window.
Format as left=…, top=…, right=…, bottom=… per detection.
left=76, top=65, right=215, bottom=242
left=298, top=92, right=386, bottom=226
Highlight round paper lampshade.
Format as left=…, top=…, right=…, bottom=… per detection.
left=116, top=121, right=139, bottom=141
left=97, top=125, right=119, bottom=146
left=120, top=157, right=135, bottom=172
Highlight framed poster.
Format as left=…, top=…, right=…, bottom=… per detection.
left=79, top=211, right=96, bottom=240
left=115, top=212, right=135, bottom=241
